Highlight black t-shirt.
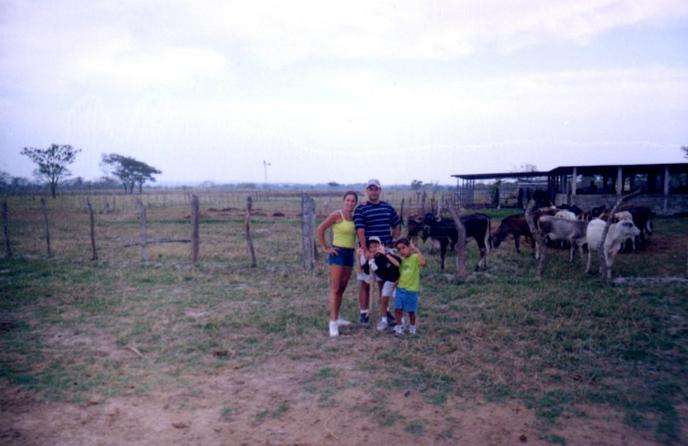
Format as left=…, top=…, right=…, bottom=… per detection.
left=362, top=253, right=400, bottom=282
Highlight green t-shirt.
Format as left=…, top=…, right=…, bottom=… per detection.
left=398, top=254, right=421, bottom=292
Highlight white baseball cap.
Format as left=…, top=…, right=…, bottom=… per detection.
left=366, top=236, right=382, bottom=245
left=366, top=179, right=381, bottom=189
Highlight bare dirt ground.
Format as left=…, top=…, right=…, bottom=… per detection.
left=1, top=340, right=674, bottom=446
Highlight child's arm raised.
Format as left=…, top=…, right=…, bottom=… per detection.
left=377, top=244, right=400, bottom=267
left=410, top=240, right=426, bottom=266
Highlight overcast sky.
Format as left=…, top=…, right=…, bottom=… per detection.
left=1, top=0, right=687, bottom=185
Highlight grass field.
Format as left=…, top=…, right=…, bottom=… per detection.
left=1, top=191, right=687, bottom=445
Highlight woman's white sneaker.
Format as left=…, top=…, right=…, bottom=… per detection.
left=329, top=320, right=339, bottom=337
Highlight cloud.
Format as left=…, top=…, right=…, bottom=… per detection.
left=3, top=0, right=687, bottom=87
left=74, top=40, right=227, bottom=87
left=183, top=0, right=688, bottom=63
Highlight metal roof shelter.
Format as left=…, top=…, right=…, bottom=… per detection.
left=451, top=170, right=549, bottom=207
left=451, top=171, right=549, bottom=180
left=452, top=162, right=688, bottom=214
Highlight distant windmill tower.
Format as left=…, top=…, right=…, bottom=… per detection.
left=263, top=160, right=271, bottom=184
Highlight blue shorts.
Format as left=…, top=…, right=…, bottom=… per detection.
left=394, top=288, right=419, bottom=313
left=328, top=246, right=354, bottom=267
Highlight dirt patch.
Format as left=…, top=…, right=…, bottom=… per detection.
left=1, top=353, right=669, bottom=446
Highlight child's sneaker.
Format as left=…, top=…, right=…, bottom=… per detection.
left=376, top=318, right=388, bottom=331
left=359, top=312, right=370, bottom=327
left=408, top=325, right=417, bottom=335
left=394, top=324, right=404, bottom=336
left=336, top=319, right=351, bottom=327
left=329, top=320, right=339, bottom=337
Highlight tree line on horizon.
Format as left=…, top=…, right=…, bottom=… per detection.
left=4, top=144, right=162, bottom=198
left=4, top=144, right=688, bottom=198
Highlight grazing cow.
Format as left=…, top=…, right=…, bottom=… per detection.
left=556, top=204, right=584, bottom=219
left=585, top=218, right=641, bottom=278
left=492, top=213, right=534, bottom=254
left=407, top=215, right=456, bottom=265
left=536, top=215, right=588, bottom=262
left=610, top=211, right=636, bottom=251
left=407, top=213, right=491, bottom=271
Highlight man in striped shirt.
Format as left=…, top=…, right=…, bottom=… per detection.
left=354, top=179, right=401, bottom=328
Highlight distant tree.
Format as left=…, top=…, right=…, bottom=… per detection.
left=682, top=146, right=687, bottom=158
left=411, top=179, right=423, bottom=191
left=327, top=181, right=340, bottom=187
left=0, top=171, right=9, bottom=186
left=11, top=176, right=32, bottom=189
left=101, top=153, right=161, bottom=194
left=64, top=176, right=85, bottom=189
left=520, top=163, right=538, bottom=172
left=21, top=144, right=81, bottom=198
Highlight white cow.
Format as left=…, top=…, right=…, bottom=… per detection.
left=585, top=218, right=641, bottom=278
left=613, top=211, right=636, bottom=251
left=554, top=210, right=577, bottom=221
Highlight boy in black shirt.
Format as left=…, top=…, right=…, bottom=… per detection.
left=356, top=236, right=400, bottom=331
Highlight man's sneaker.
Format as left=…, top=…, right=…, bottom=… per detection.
left=359, top=312, right=370, bottom=327
left=329, top=320, right=339, bottom=337
left=336, top=319, right=351, bottom=327
left=394, top=324, right=404, bottom=336
left=376, top=318, right=388, bottom=331
left=408, top=325, right=417, bottom=335
left=386, top=311, right=396, bottom=327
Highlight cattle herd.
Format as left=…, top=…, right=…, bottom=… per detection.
left=406, top=204, right=654, bottom=277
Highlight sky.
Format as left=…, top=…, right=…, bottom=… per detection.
left=1, top=0, right=687, bottom=186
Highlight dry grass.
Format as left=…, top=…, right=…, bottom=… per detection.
left=1, top=190, right=687, bottom=444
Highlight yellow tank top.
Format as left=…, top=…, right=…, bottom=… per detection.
left=332, top=211, right=355, bottom=248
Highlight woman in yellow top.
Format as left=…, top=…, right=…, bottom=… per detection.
left=317, top=191, right=358, bottom=337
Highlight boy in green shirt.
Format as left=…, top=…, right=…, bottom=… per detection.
left=387, top=237, right=426, bottom=335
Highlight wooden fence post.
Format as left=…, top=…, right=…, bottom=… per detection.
left=135, top=199, right=147, bottom=263
left=448, top=204, right=467, bottom=278
left=191, top=195, right=200, bottom=263
left=525, top=199, right=545, bottom=278
left=86, top=198, right=98, bottom=261
left=245, top=196, right=257, bottom=267
left=2, top=200, right=11, bottom=259
left=40, top=197, right=52, bottom=258
left=301, top=194, right=316, bottom=270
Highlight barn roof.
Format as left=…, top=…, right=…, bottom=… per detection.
left=548, top=163, right=688, bottom=175
left=452, top=163, right=688, bottom=180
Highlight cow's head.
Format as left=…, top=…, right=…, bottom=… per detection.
left=406, top=215, right=425, bottom=238
left=619, top=220, right=641, bottom=237
left=491, top=232, right=504, bottom=249
left=420, top=213, right=439, bottom=241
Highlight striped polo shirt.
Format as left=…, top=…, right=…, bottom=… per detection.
left=354, top=200, right=401, bottom=245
